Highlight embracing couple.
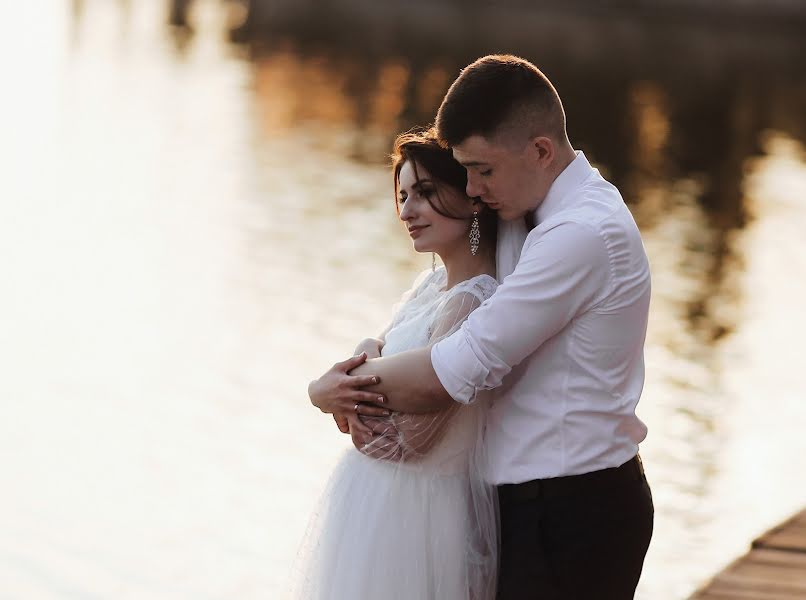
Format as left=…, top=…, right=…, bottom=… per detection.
left=299, top=54, right=654, bottom=600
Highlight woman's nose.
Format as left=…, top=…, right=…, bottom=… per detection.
left=399, top=200, right=414, bottom=221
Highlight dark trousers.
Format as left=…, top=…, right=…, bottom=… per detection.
left=496, top=455, right=654, bottom=600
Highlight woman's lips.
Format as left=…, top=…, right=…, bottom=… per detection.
left=408, top=225, right=429, bottom=238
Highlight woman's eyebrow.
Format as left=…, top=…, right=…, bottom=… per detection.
left=411, top=179, right=434, bottom=189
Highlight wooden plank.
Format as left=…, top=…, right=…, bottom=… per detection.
left=704, top=592, right=804, bottom=599
left=754, top=509, right=806, bottom=552
left=690, top=508, right=806, bottom=599
left=691, top=553, right=806, bottom=598
left=691, top=557, right=806, bottom=597
left=697, top=589, right=806, bottom=600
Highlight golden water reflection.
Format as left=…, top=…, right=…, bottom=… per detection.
left=1, top=2, right=805, bottom=599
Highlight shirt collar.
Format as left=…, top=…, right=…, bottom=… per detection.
left=534, top=150, right=593, bottom=224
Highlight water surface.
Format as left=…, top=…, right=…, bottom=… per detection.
left=1, top=2, right=805, bottom=598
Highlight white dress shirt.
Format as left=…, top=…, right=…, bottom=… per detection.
left=431, top=152, right=650, bottom=485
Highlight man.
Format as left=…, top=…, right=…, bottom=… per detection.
left=309, top=54, right=653, bottom=599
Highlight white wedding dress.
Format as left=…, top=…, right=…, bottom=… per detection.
left=293, top=267, right=499, bottom=600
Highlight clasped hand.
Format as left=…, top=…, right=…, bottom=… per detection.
left=308, top=338, right=392, bottom=442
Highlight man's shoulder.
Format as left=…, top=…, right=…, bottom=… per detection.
left=522, top=184, right=644, bottom=270
left=527, top=197, right=613, bottom=245
left=521, top=218, right=608, bottom=270
left=539, top=182, right=636, bottom=237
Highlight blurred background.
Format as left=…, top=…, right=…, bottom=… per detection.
left=1, top=1, right=805, bottom=598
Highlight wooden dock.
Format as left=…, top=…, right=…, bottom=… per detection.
left=691, top=508, right=806, bottom=599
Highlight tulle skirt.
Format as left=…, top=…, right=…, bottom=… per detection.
left=292, top=448, right=497, bottom=600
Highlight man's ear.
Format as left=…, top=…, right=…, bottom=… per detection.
left=529, top=135, right=554, bottom=165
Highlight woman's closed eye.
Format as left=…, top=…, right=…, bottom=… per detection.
left=399, top=188, right=433, bottom=204
left=479, top=169, right=492, bottom=177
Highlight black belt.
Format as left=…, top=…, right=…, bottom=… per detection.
left=497, top=454, right=646, bottom=503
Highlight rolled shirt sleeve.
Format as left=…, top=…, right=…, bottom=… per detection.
left=431, top=329, right=490, bottom=404
left=431, top=220, right=613, bottom=404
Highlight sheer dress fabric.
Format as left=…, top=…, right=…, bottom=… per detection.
left=293, top=267, right=499, bottom=600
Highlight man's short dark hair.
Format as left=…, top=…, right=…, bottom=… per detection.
left=436, top=54, right=566, bottom=147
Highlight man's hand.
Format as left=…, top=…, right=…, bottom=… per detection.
left=333, top=414, right=350, bottom=434
left=351, top=416, right=403, bottom=461
left=332, top=412, right=377, bottom=441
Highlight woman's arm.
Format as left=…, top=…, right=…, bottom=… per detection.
left=350, top=408, right=457, bottom=462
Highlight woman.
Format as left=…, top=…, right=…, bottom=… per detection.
left=296, top=127, right=499, bottom=600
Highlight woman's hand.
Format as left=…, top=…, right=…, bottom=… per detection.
left=308, top=353, right=391, bottom=431
left=353, top=337, right=385, bottom=359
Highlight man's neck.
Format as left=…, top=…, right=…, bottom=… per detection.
left=550, top=145, right=578, bottom=181
left=529, top=145, right=578, bottom=228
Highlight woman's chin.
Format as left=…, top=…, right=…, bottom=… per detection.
left=412, top=240, right=433, bottom=254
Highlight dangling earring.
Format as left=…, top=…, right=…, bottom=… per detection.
left=431, top=252, right=436, bottom=272
left=469, top=211, right=480, bottom=256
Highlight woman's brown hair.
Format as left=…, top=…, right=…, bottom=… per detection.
left=391, top=126, right=497, bottom=248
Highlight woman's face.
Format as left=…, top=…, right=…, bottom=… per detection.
left=397, top=160, right=476, bottom=256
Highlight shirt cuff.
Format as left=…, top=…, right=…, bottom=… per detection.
left=430, top=329, right=489, bottom=405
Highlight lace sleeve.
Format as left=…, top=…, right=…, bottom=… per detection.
left=360, top=279, right=496, bottom=462
left=428, top=291, right=483, bottom=342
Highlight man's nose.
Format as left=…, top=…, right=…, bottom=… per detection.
left=466, top=176, right=483, bottom=198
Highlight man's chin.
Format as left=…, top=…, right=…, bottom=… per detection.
left=496, top=208, right=527, bottom=222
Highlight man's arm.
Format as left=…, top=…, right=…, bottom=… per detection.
left=348, top=290, right=487, bottom=414
left=309, top=270, right=443, bottom=436
left=351, top=225, right=610, bottom=413
left=348, top=347, right=454, bottom=413
left=308, top=348, right=449, bottom=444
left=431, top=222, right=613, bottom=403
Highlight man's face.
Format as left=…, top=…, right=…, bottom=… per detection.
left=452, top=134, right=548, bottom=221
